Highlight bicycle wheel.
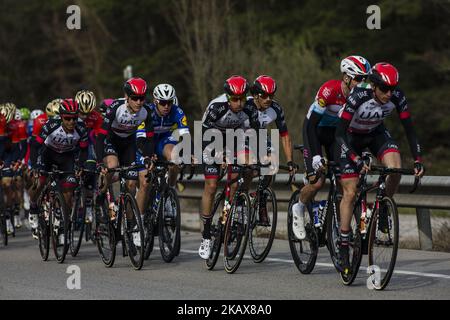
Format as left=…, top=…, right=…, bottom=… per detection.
left=1, top=212, right=8, bottom=247
left=287, top=190, right=318, bottom=274
left=122, top=192, right=144, bottom=270
left=69, top=188, right=86, bottom=257
left=50, top=192, right=70, bottom=263
left=159, top=188, right=181, bottom=263
left=224, top=192, right=251, bottom=274
left=95, top=194, right=116, bottom=267
left=368, top=197, right=399, bottom=290
left=327, top=205, right=362, bottom=285
left=143, top=208, right=155, bottom=260
left=205, top=191, right=225, bottom=270
left=37, top=194, right=50, bottom=261
left=249, top=187, right=277, bottom=263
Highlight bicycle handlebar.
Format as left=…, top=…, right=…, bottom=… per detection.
left=360, top=165, right=421, bottom=194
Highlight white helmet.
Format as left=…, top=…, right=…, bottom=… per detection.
left=340, top=55, right=371, bottom=78
left=31, top=109, right=44, bottom=120
left=15, top=109, right=22, bottom=121
left=153, top=84, right=176, bottom=101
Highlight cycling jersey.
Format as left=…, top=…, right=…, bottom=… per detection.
left=28, top=113, right=49, bottom=167
left=201, top=94, right=260, bottom=179
left=32, top=113, right=49, bottom=137
left=96, top=98, right=155, bottom=164
left=36, top=118, right=88, bottom=154
left=137, top=103, right=189, bottom=140
left=302, top=79, right=347, bottom=173
left=0, top=114, right=7, bottom=137
left=244, top=98, right=288, bottom=136
left=336, top=84, right=422, bottom=178
left=136, top=103, right=189, bottom=161
left=82, top=110, right=103, bottom=136
left=202, top=94, right=260, bottom=132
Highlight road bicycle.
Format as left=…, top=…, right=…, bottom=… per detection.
left=36, top=167, right=72, bottom=263
left=287, top=145, right=361, bottom=285
left=94, top=164, right=145, bottom=270
left=69, top=168, right=97, bottom=257
left=356, top=157, right=420, bottom=290
left=143, top=160, right=181, bottom=263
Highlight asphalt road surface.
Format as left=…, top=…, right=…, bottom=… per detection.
left=1, top=228, right=449, bottom=300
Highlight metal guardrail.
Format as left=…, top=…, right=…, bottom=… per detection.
left=177, top=172, right=450, bottom=251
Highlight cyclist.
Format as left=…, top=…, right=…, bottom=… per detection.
left=1, top=103, right=28, bottom=233
left=135, top=83, right=190, bottom=216
left=246, top=75, right=296, bottom=225
left=292, top=55, right=371, bottom=240
left=198, top=75, right=260, bottom=259
left=27, top=100, right=61, bottom=238
left=11, top=108, right=29, bottom=228
left=95, top=77, right=155, bottom=246
left=335, top=62, right=425, bottom=271
left=98, top=98, right=114, bottom=117
left=29, top=99, right=89, bottom=233
left=75, top=90, right=102, bottom=223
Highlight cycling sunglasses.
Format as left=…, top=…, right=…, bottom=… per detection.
left=228, top=95, right=246, bottom=102
left=62, top=116, right=77, bottom=122
left=130, top=95, right=146, bottom=102
left=378, top=83, right=396, bottom=93
left=157, top=99, right=173, bottom=107
left=352, top=75, right=366, bottom=82
left=258, top=92, right=275, bottom=100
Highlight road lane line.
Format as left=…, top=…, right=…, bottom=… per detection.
left=180, top=249, right=450, bottom=280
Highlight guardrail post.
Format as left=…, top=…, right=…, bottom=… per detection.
left=416, top=208, right=433, bottom=250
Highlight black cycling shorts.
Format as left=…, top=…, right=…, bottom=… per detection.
left=38, top=147, right=77, bottom=189
left=339, top=125, right=400, bottom=179
left=103, top=133, right=138, bottom=180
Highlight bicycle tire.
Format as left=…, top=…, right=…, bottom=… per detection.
left=122, top=192, right=145, bottom=270
left=205, top=191, right=225, bottom=270
left=50, top=191, right=70, bottom=263
left=287, top=190, right=318, bottom=274
left=368, top=197, right=399, bottom=290
left=326, top=200, right=362, bottom=285
left=249, top=187, right=278, bottom=263
left=37, top=193, right=50, bottom=261
left=70, top=188, right=86, bottom=257
left=224, top=192, right=251, bottom=274
left=1, top=212, right=8, bottom=247
left=159, top=188, right=181, bottom=263
left=143, top=209, right=155, bottom=260
left=95, top=194, right=116, bottom=267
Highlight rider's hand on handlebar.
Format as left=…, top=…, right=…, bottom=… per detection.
left=97, top=162, right=108, bottom=176
left=287, top=161, right=297, bottom=176
left=312, top=155, right=326, bottom=172
left=414, top=160, right=425, bottom=178
left=143, top=154, right=158, bottom=170
left=356, top=157, right=371, bottom=174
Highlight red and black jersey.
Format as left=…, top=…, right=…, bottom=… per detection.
left=82, top=110, right=103, bottom=136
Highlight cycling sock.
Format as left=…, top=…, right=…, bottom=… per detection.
left=201, top=215, right=212, bottom=240
left=14, top=203, right=20, bottom=216
left=340, top=230, right=351, bottom=246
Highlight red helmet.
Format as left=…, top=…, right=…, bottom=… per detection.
left=252, top=75, right=277, bottom=95
left=124, top=77, right=148, bottom=97
left=224, top=75, right=249, bottom=96
left=369, top=62, right=399, bottom=87
left=59, top=98, right=79, bottom=115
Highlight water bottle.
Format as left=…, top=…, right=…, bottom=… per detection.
left=312, top=202, right=320, bottom=227
left=360, top=201, right=367, bottom=234
left=318, top=200, right=327, bottom=227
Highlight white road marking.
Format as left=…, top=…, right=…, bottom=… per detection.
left=180, top=249, right=450, bottom=280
